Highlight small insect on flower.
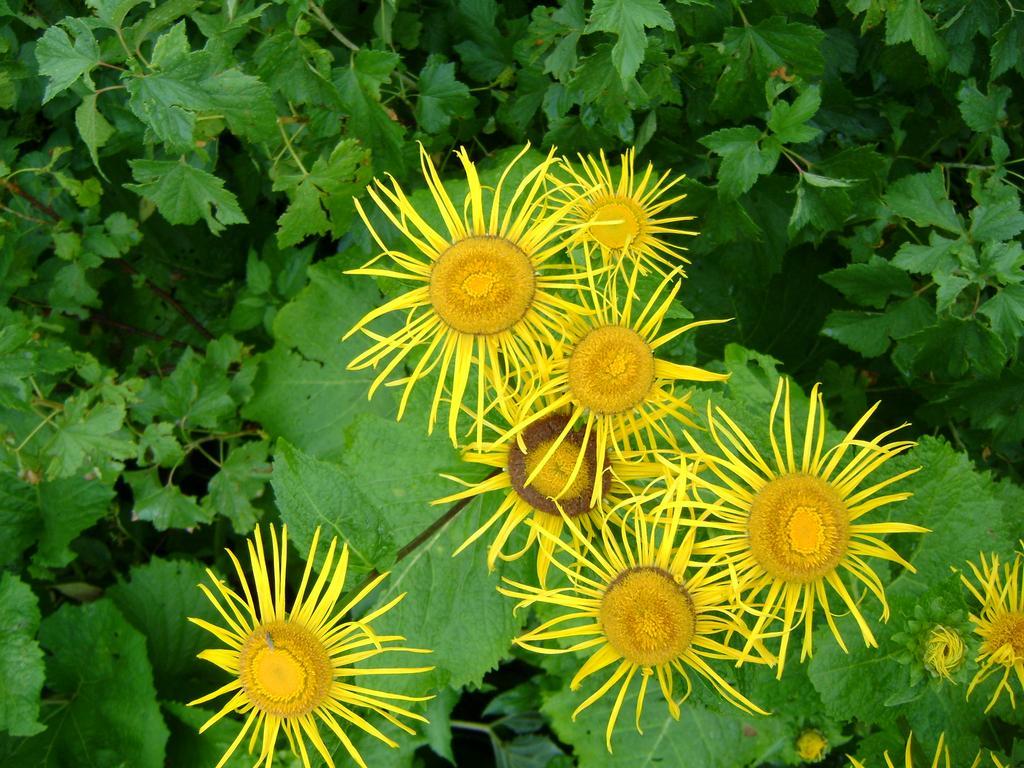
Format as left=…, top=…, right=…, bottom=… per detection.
left=556, top=148, right=696, bottom=277
left=437, top=405, right=667, bottom=586
left=795, top=728, right=829, bottom=762
left=923, top=625, right=966, bottom=683
left=345, top=143, right=595, bottom=446
left=499, top=461, right=770, bottom=752
left=846, top=731, right=1007, bottom=768
left=960, top=543, right=1024, bottom=713
left=189, top=525, right=434, bottom=768
left=509, top=262, right=729, bottom=506
left=684, top=378, right=927, bottom=676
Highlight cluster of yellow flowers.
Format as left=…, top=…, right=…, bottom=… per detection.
left=184, top=145, right=1024, bottom=768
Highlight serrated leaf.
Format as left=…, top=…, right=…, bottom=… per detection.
left=74, top=94, right=113, bottom=176
left=16, top=600, right=169, bottom=767
left=892, top=232, right=960, bottom=273
left=990, top=15, right=1024, bottom=78
left=883, top=168, right=962, bottom=234
left=126, top=159, right=247, bottom=235
left=276, top=178, right=330, bottom=248
left=0, top=573, right=44, bottom=737
left=203, top=440, right=269, bottom=534
left=271, top=439, right=396, bottom=575
left=86, top=0, right=147, bottom=29
left=980, top=284, right=1024, bottom=343
left=821, top=255, right=913, bottom=309
left=34, top=22, right=99, bottom=103
left=766, top=85, right=821, bottom=144
left=107, top=557, right=223, bottom=700
left=821, top=296, right=934, bottom=357
left=884, top=0, right=948, bottom=69
left=44, top=398, right=134, bottom=478
left=957, top=80, right=1010, bottom=135
left=415, top=55, right=474, bottom=133
left=801, top=172, right=854, bottom=188
left=126, top=468, right=211, bottom=530
left=336, top=50, right=406, bottom=174
left=699, top=126, right=780, bottom=198
left=970, top=180, right=1024, bottom=242
left=902, top=317, right=1007, bottom=378
left=584, top=0, right=673, bottom=82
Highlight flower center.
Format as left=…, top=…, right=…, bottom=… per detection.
left=590, top=198, right=641, bottom=250
left=983, top=611, right=1024, bottom=659
left=429, top=235, right=535, bottom=335
left=238, top=620, right=333, bottom=718
left=600, top=567, right=695, bottom=667
left=747, top=473, right=850, bottom=583
left=567, top=326, right=655, bottom=415
left=507, top=414, right=603, bottom=517
left=795, top=730, right=829, bottom=762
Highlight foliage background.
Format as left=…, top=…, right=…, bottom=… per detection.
left=1, top=0, right=1023, bottom=765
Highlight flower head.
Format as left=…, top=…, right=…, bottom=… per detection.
left=795, top=728, right=829, bottom=762
left=557, top=148, right=696, bottom=277
left=499, top=462, right=769, bottom=751
left=923, top=625, right=966, bottom=683
left=437, top=406, right=667, bottom=586
left=345, top=144, right=593, bottom=445
left=189, top=526, right=433, bottom=768
left=684, top=378, right=927, bottom=675
left=961, top=544, right=1024, bottom=712
left=509, top=263, right=728, bottom=505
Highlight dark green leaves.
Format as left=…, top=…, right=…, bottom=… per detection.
left=821, top=255, right=913, bottom=309
left=700, top=126, right=781, bottom=199
left=0, top=574, right=44, bottom=737
left=584, top=0, right=673, bottom=82
left=883, top=168, right=962, bottom=234
left=126, top=159, right=247, bottom=234
left=415, top=55, right=475, bottom=133
left=34, top=21, right=99, bottom=102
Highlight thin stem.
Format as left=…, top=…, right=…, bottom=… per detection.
left=277, top=119, right=309, bottom=176
left=115, top=259, right=215, bottom=341
left=307, top=1, right=360, bottom=52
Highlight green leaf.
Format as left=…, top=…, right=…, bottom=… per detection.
left=699, top=126, right=780, bottom=198
left=821, top=296, right=934, bottom=357
left=271, top=439, right=397, bottom=575
left=74, top=94, right=114, bottom=176
left=126, top=159, right=247, bottom=235
left=957, top=80, right=1010, bottom=135
left=902, top=317, right=1007, bottom=378
left=970, top=179, right=1024, bottom=242
left=86, top=0, right=147, bottom=29
left=44, top=398, right=134, bottom=478
left=276, top=178, right=331, bottom=248
left=19, top=600, right=169, bottom=767
left=0, top=573, right=44, bottom=737
left=821, top=255, right=913, bottom=309
left=883, top=168, right=962, bottom=234
left=107, top=557, right=223, bottom=699
left=980, top=284, right=1024, bottom=343
left=884, top=0, right=948, bottom=69
left=336, top=50, right=406, bottom=174
left=991, top=16, right=1024, bottom=78
left=202, top=440, right=270, bottom=534
left=126, top=21, right=276, bottom=151
left=34, top=21, right=99, bottom=103
left=33, top=475, right=116, bottom=572
left=415, top=55, right=474, bottom=133
left=766, top=85, right=821, bottom=144
left=584, top=0, right=673, bottom=82
left=126, top=468, right=211, bottom=531
left=892, top=232, right=960, bottom=273
left=363, top=494, right=529, bottom=692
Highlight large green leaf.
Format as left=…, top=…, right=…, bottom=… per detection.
left=0, top=574, right=44, bottom=737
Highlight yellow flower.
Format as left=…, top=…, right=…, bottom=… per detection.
left=499, top=463, right=769, bottom=752
left=509, top=263, right=728, bottom=506
left=961, top=544, right=1024, bottom=712
left=437, top=408, right=667, bottom=586
left=345, top=144, right=593, bottom=446
left=922, top=625, right=965, bottom=682
left=795, top=728, right=829, bottom=762
left=189, top=526, right=433, bottom=768
left=684, top=378, right=927, bottom=675
left=847, top=731, right=1006, bottom=768
left=558, top=148, right=696, bottom=277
